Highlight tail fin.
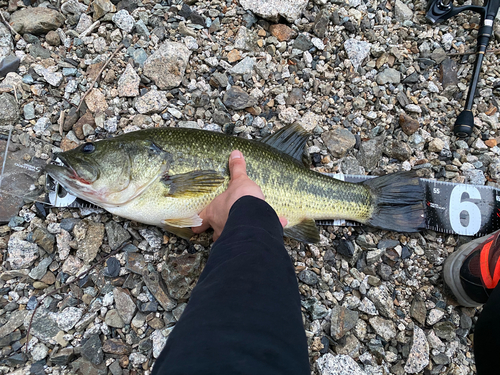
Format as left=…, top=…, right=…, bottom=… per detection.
left=363, top=171, right=425, bottom=232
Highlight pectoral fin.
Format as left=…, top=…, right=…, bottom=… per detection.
left=161, top=170, right=225, bottom=197
left=284, top=218, right=320, bottom=243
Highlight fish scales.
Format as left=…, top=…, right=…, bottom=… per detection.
left=117, top=128, right=374, bottom=225
left=45, top=126, right=425, bottom=243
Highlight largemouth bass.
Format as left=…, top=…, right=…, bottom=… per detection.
left=45, top=124, right=425, bottom=243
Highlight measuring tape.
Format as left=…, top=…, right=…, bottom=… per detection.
left=317, top=174, right=500, bottom=237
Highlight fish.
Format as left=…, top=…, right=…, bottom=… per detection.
left=45, top=124, right=425, bottom=243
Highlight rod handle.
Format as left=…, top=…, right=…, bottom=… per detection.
left=453, top=110, right=474, bottom=138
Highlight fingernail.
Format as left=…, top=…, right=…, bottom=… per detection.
left=230, top=150, right=242, bottom=160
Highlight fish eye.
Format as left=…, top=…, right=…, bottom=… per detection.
left=81, top=142, right=95, bottom=154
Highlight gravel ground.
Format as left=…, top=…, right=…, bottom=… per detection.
left=1, top=0, right=500, bottom=374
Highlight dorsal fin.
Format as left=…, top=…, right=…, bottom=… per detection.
left=260, top=123, right=310, bottom=167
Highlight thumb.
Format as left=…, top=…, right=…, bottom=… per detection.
left=228, top=150, right=247, bottom=180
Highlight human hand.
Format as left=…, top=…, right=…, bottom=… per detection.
left=192, top=150, right=287, bottom=241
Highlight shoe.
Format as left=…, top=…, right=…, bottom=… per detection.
left=443, top=229, right=500, bottom=307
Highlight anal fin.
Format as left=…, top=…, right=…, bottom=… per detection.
left=163, top=215, right=203, bottom=228
left=284, top=218, right=320, bottom=243
left=163, top=224, right=195, bottom=240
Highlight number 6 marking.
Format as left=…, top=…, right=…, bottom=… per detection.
left=449, top=185, right=481, bottom=235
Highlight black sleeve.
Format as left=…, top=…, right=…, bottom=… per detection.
left=152, top=196, right=310, bottom=375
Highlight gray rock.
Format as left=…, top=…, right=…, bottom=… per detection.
left=0, top=24, right=13, bottom=61
left=135, top=20, right=150, bottom=38
left=233, top=26, right=260, bottom=52
left=32, top=343, right=49, bottom=361
left=81, top=334, right=103, bottom=365
left=7, top=233, right=39, bottom=269
left=143, top=271, right=177, bottom=311
left=464, top=169, right=486, bottom=185
left=61, top=0, right=88, bottom=16
left=34, top=117, right=52, bottom=135
left=358, top=297, right=378, bottom=315
left=298, top=269, right=319, bottom=285
left=114, top=287, right=137, bottom=324
left=376, top=68, right=401, bottom=85
left=0, top=55, right=20, bottom=78
left=213, top=110, right=231, bottom=125
left=239, top=0, right=308, bottom=23
left=433, top=321, right=456, bottom=341
left=404, top=326, right=429, bottom=373
left=427, top=308, right=445, bottom=325
left=76, top=13, right=93, bottom=34
left=172, top=302, right=187, bottom=321
left=316, top=353, right=367, bottom=375
left=330, top=305, right=359, bottom=340
left=135, top=90, right=169, bottom=114
left=126, top=252, right=147, bottom=275
left=33, top=64, right=63, bottom=86
left=0, top=93, right=19, bottom=126
left=93, top=0, right=116, bottom=20
left=51, top=347, right=74, bottom=365
left=105, top=309, right=125, bottom=328
left=75, top=220, right=104, bottom=263
left=143, top=41, right=191, bottom=89
left=29, top=256, right=53, bottom=280
left=0, top=310, right=28, bottom=339
left=357, top=136, right=384, bottom=171
left=162, top=252, right=205, bottom=300
left=11, top=8, right=65, bottom=35
left=229, top=56, right=256, bottom=75
left=112, top=10, right=135, bottom=33
left=24, top=308, right=59, bottom=341
left=395, top=0, right=413, bottom=21
left=105, top=221, right=131, bottom=250
left=366, top=285, right=395, bottom=319
left=57, top=307, right=83, bottom=331
left=223, top=86, right=258, bottom=110
left=344, top=39, right=371, bottom=70
left=23, top=102, right=35, bottom=120
left=321, top=127, right=356, bottom=158
left=368, top=316, right=397, bottom=341
left=294, top=34, right=313, bottom=51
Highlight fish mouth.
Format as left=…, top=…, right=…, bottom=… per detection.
left=46, top=155, right=93, bottom=186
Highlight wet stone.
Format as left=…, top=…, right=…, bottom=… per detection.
left=81, top=334, right=104, bottom=365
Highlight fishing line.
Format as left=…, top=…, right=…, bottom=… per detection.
left=0, top=126, right=12, bottom=193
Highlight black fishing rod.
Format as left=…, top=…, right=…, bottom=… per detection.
left=426, top=0, right=500, bottom=138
